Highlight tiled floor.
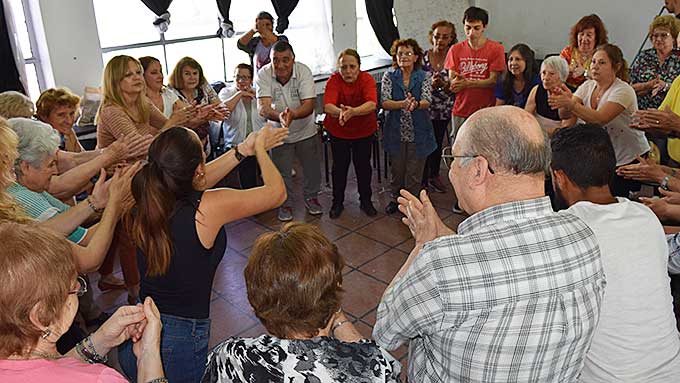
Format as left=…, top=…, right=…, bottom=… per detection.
left=90, top=161, right=467, bottom=381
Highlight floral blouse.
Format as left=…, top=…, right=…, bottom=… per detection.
left=202, top=335, right=402, bottom=383
left=630, top=48, right=680, bottom=110
left=422, top=50, right=454, bottom=121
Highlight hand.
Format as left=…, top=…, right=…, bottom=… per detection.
left=253, top=123, right=289, bottom=153
left=89, top=168, right=110, bottom=210
left=120, top=134, right=153, bottom=160
left=279, top=108, right=294, bottom=128
left=660, top=187, right=680, bottom=204
left=450, top=76, right=468, bottom=93
left=570, top=60, right=585, bottom=78
left=241, top=88, right=256, bottom=98
left=209, top=103, right=230, bottom=121
left=640, top=196, right=672, bottom=221
left=397, top=189, right=452, bottom=245
left=168, top=104, right=194, bottom=126
left=338, top=104, right=355, bottom=126
left=547, top=84, right=574, bottom=110
left=107, top=162, right=143, bottom=209
left=132, top=297, right=162, bottom=360
left=615, top=155, right=666, bottom=183
left=90, top=304, right=146, bottom=352
left=194, top=103, right=213, bottom=121
left=631, top=106, right=680, bottom=133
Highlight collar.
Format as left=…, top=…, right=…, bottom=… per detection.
left=271, top=62, right=298, bottom=84
left=458, top=196, right=553, bottom=235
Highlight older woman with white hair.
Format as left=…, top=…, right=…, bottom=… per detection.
left=525, top=56, right=571, bottom=136
left=0, top=91, right=34, bottom=119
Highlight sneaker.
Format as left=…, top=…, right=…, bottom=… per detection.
left=452, top=202, right=464, bottom=214
left=305, top=198, right=323, bottom=215
left=278, top=206, right=293, bottom=221
left=329, top=203, right=344, bottom=219
left=385, top=201, right=399, bottom=215
left=429, top=176, right=447, bottom=193
left=360, top=201, right=378, bottom=217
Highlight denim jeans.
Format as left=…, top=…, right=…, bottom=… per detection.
left=118, top=313, right=211, bottom=383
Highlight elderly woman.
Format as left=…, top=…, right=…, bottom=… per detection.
left=117, top=125, right=287, bottom=382
left=237, top=11, right=288, bottom=76
left=550, top=43, right=650, bottom=196
left=495, top=43, right=541, bottom=108
left=382, top=38, right=436, bottom=215
left=322, top=49, right=378, bottom=219
left=36, top=88, right=85, bottom=153
left=560, top=14, right=609, bottom=89
left=203, top=222, right=401, bottom=382
left=525, top=56, right=571, bottom=136
left=0, top=90, right=34, bottom=118
left=0, top=222, right=165, bottom=383
left=218, top=63, right=266, bottom=189
left=421, top=20, right=456, bottom=193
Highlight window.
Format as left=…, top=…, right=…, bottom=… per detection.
left=355, top=0, right=390, bottom=59
left=8, top=0, right=45, bottom=99
left=94, top=0, right=334, bottom=82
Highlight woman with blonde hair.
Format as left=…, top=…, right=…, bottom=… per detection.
left=0, top=91, right=34, bottom=118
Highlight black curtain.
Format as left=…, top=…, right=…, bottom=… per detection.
left=270, top=0, right=299, bottom=34
left=140, top=0, right=173, bottom=16
left=0, top=1, right=25, bottom=94
left=365, top=0, right=400, bottom=54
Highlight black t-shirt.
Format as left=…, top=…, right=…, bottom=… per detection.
left=138, top=189, right=227, bottom=319
left=536, top=85, right=561, bottom=121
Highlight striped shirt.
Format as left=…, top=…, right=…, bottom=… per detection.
left=7, top=182, right=87, bottom=244
left=374, top=197, right=606, bottom=383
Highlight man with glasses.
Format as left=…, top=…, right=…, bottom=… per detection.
left=374, top=106, right=606, bottom=382
left=257, top=40, right=322, bottom=221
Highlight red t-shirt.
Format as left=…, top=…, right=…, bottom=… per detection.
left=323, top=71, right=378, bottom=139
left=445, top=39, right=505, bottom=118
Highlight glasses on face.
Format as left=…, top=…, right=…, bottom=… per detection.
left=397, top=52, right=414, bottom=58
left=441, top=147, right=495, bottom=174
left=235, top=75, right=252, bottom=82
left=652, top=32, right=671, bottom=40
left=68, top=276, right=88, bottom=297
left=433, top=34, right=451, bottom=40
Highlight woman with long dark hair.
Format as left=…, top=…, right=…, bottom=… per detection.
left=495, top=43, right=540, bottom=108
left=117, top=124, right=287, bottom=382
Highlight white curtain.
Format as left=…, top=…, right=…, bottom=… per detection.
left=283, top=0, right=334, bottom=75
left=3, top=0, right=29, bottom=95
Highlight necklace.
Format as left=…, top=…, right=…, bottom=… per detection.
left=30, top=351, right=64, bottom=360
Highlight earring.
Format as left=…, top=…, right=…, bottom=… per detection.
left=41, top=328, right=52, bottom=340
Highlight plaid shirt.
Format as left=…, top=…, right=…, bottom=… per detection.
left=374, top=197, right=606, bottom=383
left=665, top=233, right=680, bottom=274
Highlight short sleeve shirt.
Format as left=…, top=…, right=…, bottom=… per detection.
left=574, top=79, right=650, bottom=165
left=630, top=48, right=680, bottom=110
left=7, top=183, right=88, bottom=244
left=322, top=71, right=378, bottom=139
left=256, top=61, right=317, bottom=143
left=445, top=39, right=505, bottom=118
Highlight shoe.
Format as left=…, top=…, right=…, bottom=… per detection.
left=429, top=176, right=447, bottom=193
left=305, top=198, right=323, bottom=215
left=452, top=202, right=464, bottom=214
left=278, top=206, right=293, bottom=221
left=385, top=201, right=399, bottom=215
left=85, top=312, right=111, bottom=327
left=329, top=204, right=344, bottom=219
left=98, top=279, right=126, bottom=292
left=360, top=201, right=378, bottom=217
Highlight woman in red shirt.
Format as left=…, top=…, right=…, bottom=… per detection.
left=323, top=49, right=378, bottom=219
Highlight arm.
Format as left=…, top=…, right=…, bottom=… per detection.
left=288, top=98, right=315, bottom=120
left=524, top=85, right=538, bottom=114
left=47, top=151, right=120, bottom=200
left=237, top=30, right=256, bottom=53
left=570, top=99, right=625, bottom=126
left=465, top=71, right=500, bottom=88
left=632, top=81, right=654, bottom=96
left=258, top=96, right=282, bottom=122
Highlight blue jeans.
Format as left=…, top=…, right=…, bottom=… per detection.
left=118, top=313, right=211, bottom=383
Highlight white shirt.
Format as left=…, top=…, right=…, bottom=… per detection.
left=566, top=198, right=680, bottom=383
left=160, top=87, right=179, bottom=118
left=218, top=85, right=266, bottom=146
left=256, top=61, right=317, bottom=144
left=574, top=79, right=650, bottom=166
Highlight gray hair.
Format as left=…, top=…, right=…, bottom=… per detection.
left=541, top=56, right=569, bottom=83
left=461, top=108, right=551, bottom=175
left=0, top=91, right=34, bottom=119
left=7, top=118, right=59, bottom=177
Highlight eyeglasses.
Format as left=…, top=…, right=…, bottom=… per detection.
left=441, top=146, right=495, bottom=174
left=652, top=32, right=671, bottom=40
left=68, top=276, right=88, bottom=297
left=433, top=34, right=452, bottom=40
left=235, top=75, right=252, bottom=82
left=397, top=52, right=414, bottom=58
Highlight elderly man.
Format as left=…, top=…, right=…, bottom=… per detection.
left=551, top=124, right=680, bottom=382
left=256, top=40, right=322, bottom=221
left=373, top=106, right=606, bottom=382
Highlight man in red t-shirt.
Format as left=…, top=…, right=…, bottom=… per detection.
left=445, top=6, right=505, bottom=142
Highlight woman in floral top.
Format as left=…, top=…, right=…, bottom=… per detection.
left=421, top=20, right=456, bottom=193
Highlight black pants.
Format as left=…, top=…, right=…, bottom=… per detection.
left=330, top=134, right=374, bottom=205
left=422, top=119, right=449, bottom=182
left=236, top=155, right=258, bottom=189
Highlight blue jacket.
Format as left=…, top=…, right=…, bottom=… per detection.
left=383, top=68, right=436, bottom=158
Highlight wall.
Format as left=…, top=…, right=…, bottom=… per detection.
left=37, top=0, right=103, bottom=93
left=394, top=0, right=469, bottom=49
left=476, top=0, right=662, bottom=61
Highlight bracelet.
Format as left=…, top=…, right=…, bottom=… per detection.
left=146, top=378, right=169, bottom=383
left=86, top=196, right=104, bottom=214
left=75, top=336, right=108, bottom=364
left=233, top=144, right=245, bottom=162
left=662, top=175, right=672, bottom=191
left=331, top=319, right=349, bottom=338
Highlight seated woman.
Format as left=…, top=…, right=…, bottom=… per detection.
left=0, top=222, right=165, bottom=383
left=218, top=63, right=266, bottom=189
left=139, top=56, right=184, bottom=119
left=323, top=48, right=378, bottom=219
left=525, top=56, right=571, bottom=136
left=117, top=125, right=287, bottom=382
left=549, top=43, right=650, bottom=197
left=495, top=43, right=540, bottom=108
left=203, top=222, right=401, bottom=382
left=0, top=90, right=35, bottom=118
left=560, top=14, right=608, bottom=89
left=237, top=11, right=288, bottom=77
left=382, top=38, right=436, bottom=215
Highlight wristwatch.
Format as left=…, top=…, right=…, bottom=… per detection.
left=661, top=175, right=671, bottom=191
left=233, top=145, right=245, bottom=162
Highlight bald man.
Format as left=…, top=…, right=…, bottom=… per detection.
left=374, top=106, right=606, bottom=382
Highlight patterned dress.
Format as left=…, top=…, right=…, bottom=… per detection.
left=202, top=335, right=401, bottom=383
left=422, top=50, right=454, bottom=121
